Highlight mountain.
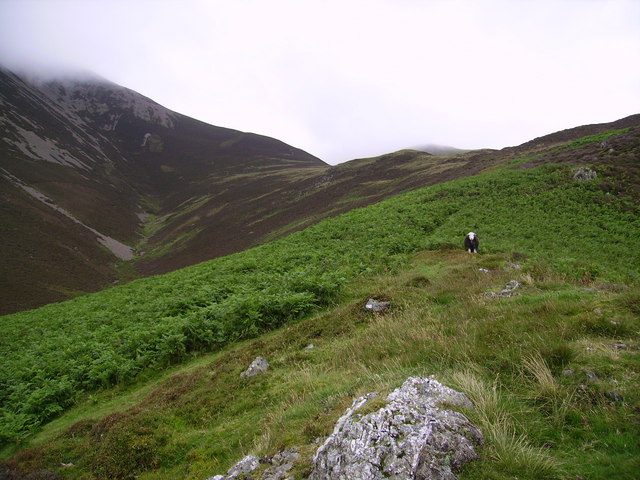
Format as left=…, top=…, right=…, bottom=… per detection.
left=0, top=68, right=324, bottom=314
left=2, top=66, right=639, bottom=317
left=0, top=111, right=638, bottom=478
left=0, top=68, right=506, bottom=315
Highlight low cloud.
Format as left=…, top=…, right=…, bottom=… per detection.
left=1, top=0, right=639, bottom=164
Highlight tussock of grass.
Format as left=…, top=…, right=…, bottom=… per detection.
left=523, top=354, right=559, bottom=398
left=486, top=420, right=561, bottom=479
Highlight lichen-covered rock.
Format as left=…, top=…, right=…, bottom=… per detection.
left=310, top=377, right=483, bottom=480
left=240, top=356, right=270, bottom=378
left=206, top=455, right=260, bottom=480
left=365, top=298, right=391, bottom=312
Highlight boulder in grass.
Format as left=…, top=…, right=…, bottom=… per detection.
left=365, top=298, right=390, bottom=312
left=240, top=356, right=270, bottom=378
left=310, top=376, right=483, bottom=480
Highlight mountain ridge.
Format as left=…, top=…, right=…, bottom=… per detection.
left=0, top=67, right=325, bottom=313
left=2, top=67, right=639, bottom=316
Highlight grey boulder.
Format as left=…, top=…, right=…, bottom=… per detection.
left=310, top=376, right=483, bottom=480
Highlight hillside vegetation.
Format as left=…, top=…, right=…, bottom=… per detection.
left=1, top=126, right=640, bottom=479
left=0, top=68, right=325, bottom=314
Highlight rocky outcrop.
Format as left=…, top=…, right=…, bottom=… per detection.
left=208, top=455, right=260, bottom=480
left=309, top=377, right=483, bottom=480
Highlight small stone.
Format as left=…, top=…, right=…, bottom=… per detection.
left=305, top=344, right=315, bottom=350
left=503, top=280, right=521, bottom=291
left=365, top=298, right=390, bottom=312
left=562, top=370, right=574, bottom=377
left=606, top=391, right=624, bottom=403
left=583, top=369, right=599, bottom=382
left=240, top=357, right=270, bottom=378
left=478, top=268, right=491, bottom=274
left=484, top=280, right=522, bottom=298
left=611, top=343, right=627, bottom=349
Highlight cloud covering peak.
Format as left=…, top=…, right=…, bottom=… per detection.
left=1, top=0, right=639, bottom=163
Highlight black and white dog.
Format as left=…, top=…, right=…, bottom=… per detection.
left=464, top=232, right=479, bottom=253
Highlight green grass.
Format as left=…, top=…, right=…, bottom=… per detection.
left=6, top=251, right=639, bottom=479
left=1, top=159, right=639, bottom=478
left=558, top=128, right=631, bottom=151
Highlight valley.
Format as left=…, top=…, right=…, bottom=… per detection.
left=1, top=66, right=639, bottom=479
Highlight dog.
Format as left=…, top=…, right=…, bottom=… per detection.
left=464, top=232, right=479, bottom=253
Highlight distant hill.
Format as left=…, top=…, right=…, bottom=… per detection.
left=412, top=144, right=471, bottom=155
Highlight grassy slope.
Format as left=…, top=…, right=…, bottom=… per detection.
left=2, top=132, right=640, bottom=478
left=6, top=251, right=639, bottom=480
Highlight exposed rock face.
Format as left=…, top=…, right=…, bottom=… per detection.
left=310, top=377, right=483, bottom=480
left=240, top=356, right=270, bottom=378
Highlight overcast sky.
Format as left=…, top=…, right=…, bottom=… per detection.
left=1, top=0, right=639, bottom=164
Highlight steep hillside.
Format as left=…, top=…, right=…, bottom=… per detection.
left=0, top=68, right=324, bottom=313
left=1, top=119, right=639, bottom=478
left=6, top=65, right=640, bottom=316
left=3, top=65, right=639, bottom=316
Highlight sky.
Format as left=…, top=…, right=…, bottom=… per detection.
left=1, top=0, right=639, bottom=164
